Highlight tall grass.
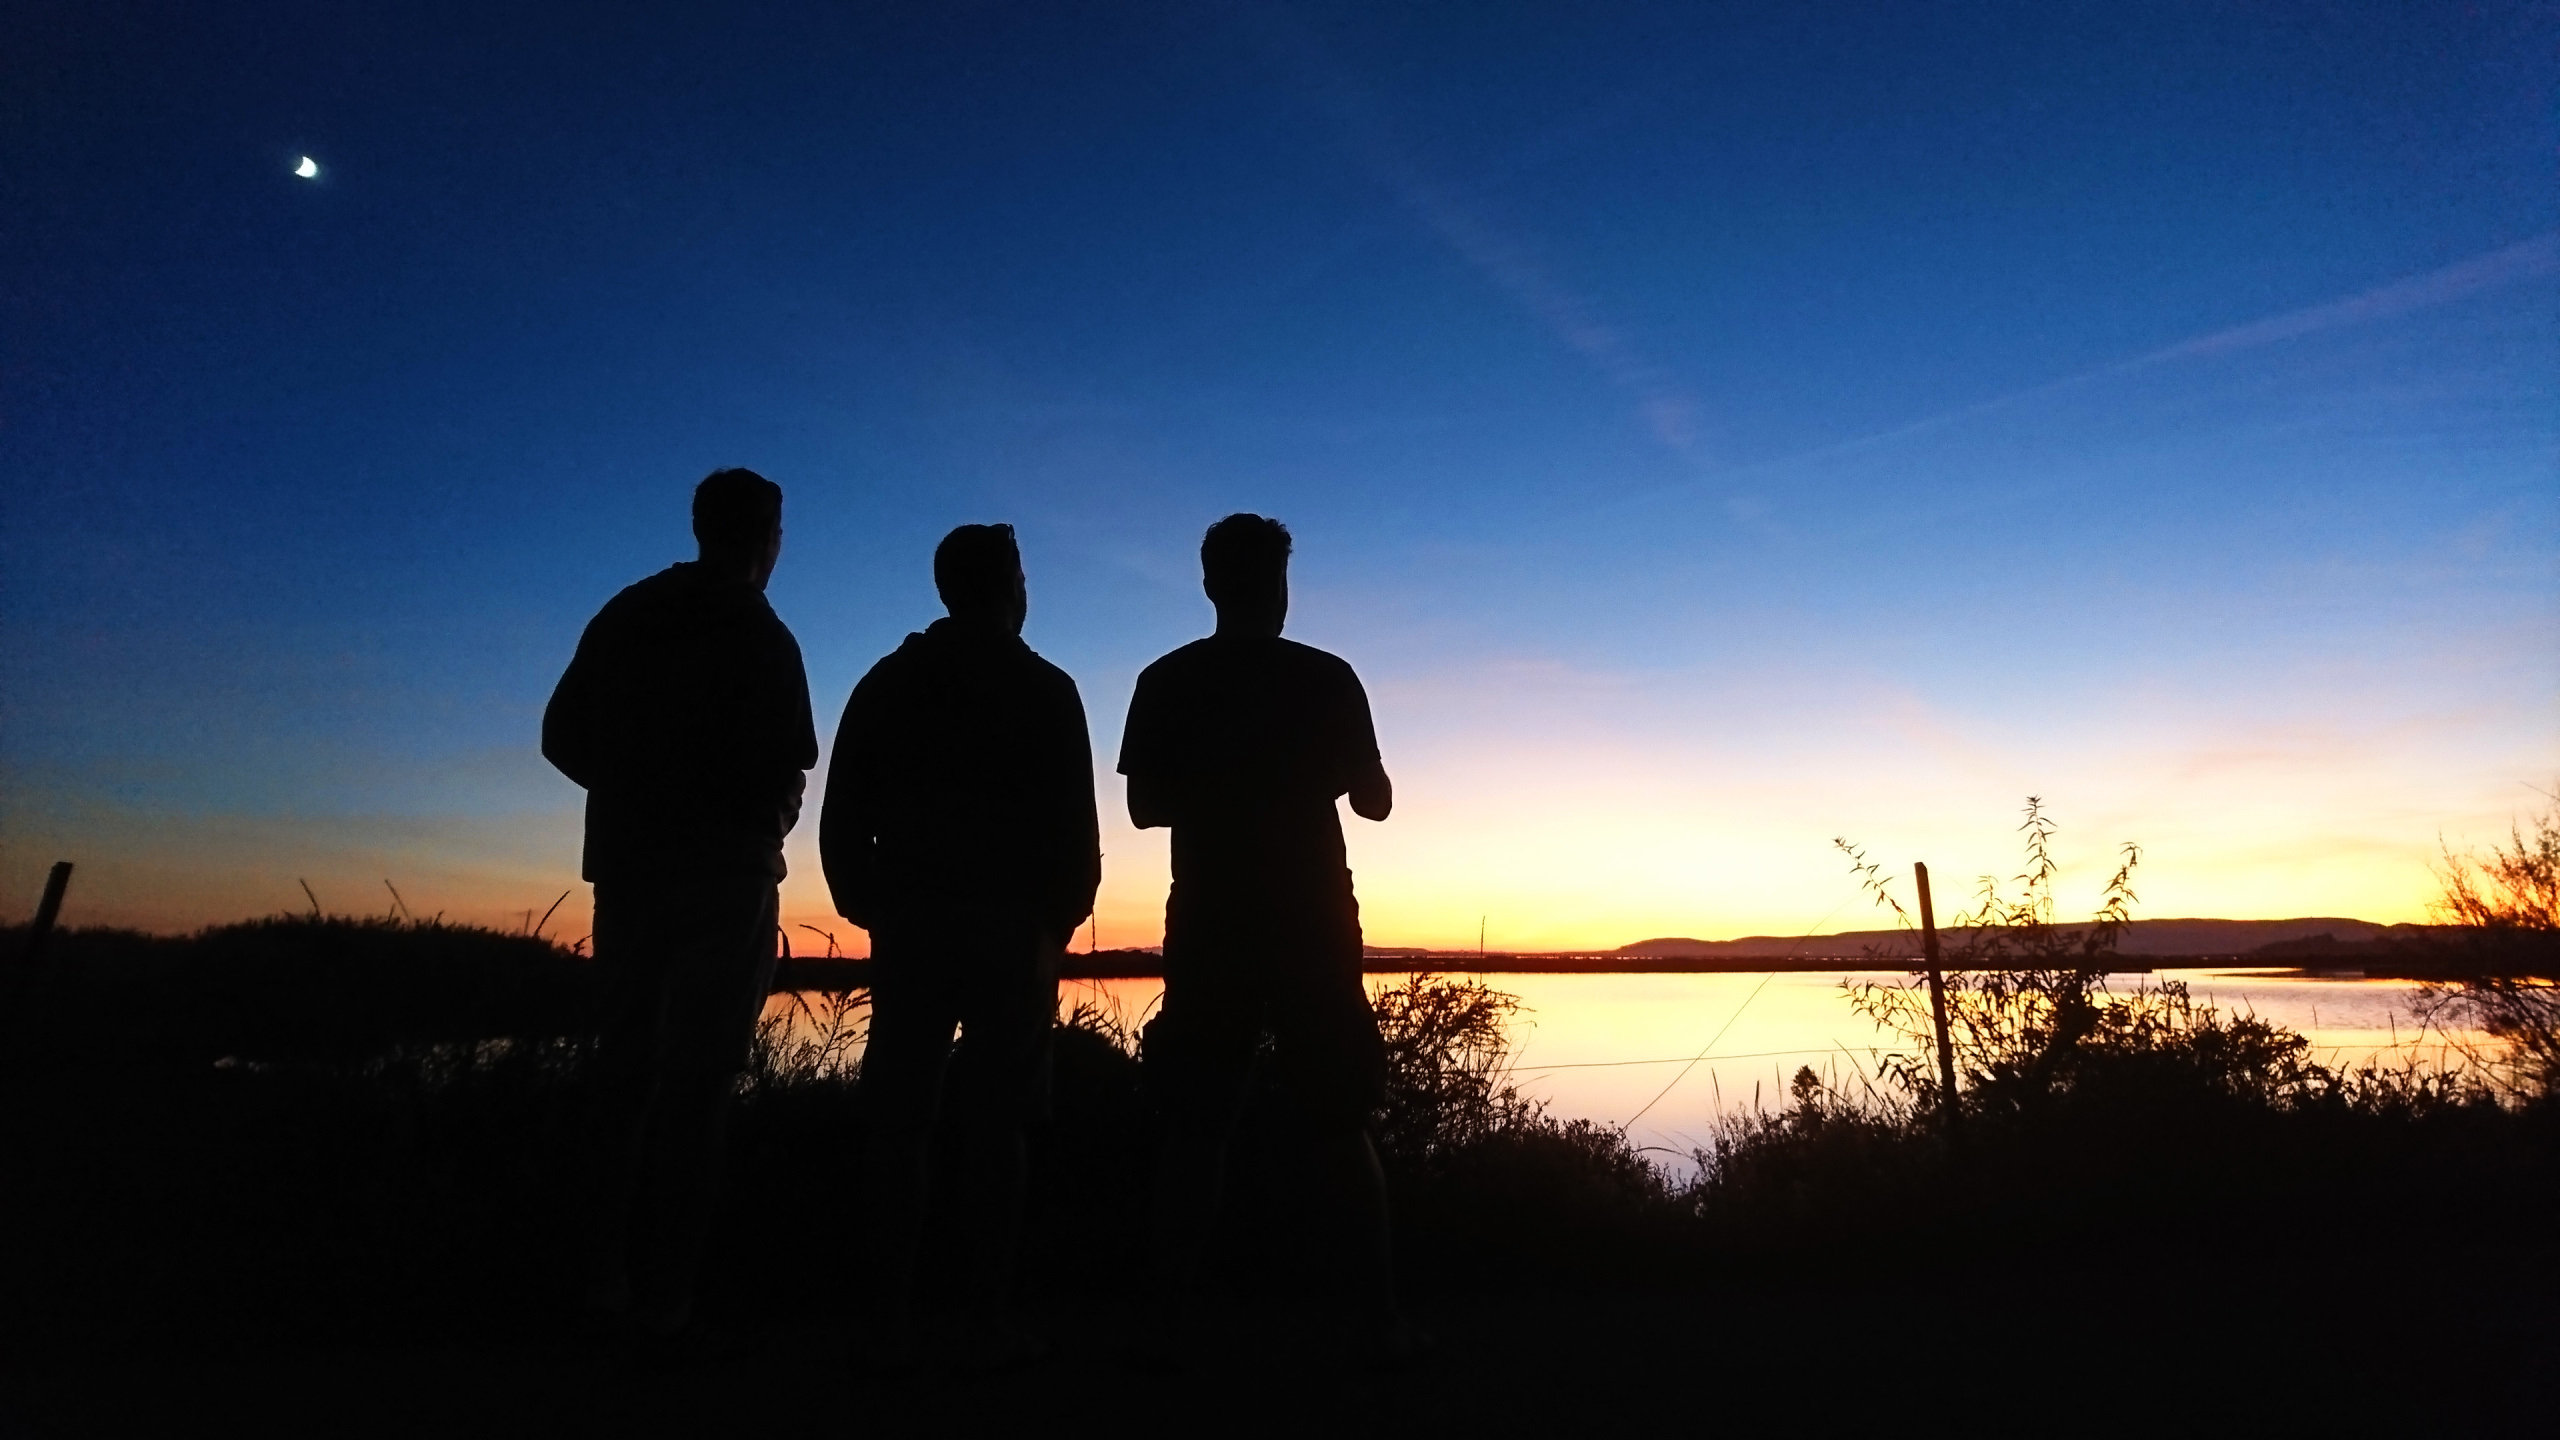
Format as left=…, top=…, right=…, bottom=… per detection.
left=1829, top=797, right=2510, bottom=1118
left=2415, top=802, right=2560, bottom=1099
left=743, top=986, right=867, bottom=1093
left=1682, top=801, right=2545, bottom=1268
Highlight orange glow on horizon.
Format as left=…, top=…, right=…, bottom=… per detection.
left=5, top=665, right=2538, bottom=947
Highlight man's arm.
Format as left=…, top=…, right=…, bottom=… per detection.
left=1338, top=655, right=1391, bottom=822
left=1047, top=674, right=1102, bottom=938
left=540, top=610, right=618, bottom=791
left=817, top=670, right=885, bottom=931
left=770, top=629, right=819, bottom=836
left=1119, top=664, right=1179, bottom=830
left=1347, top=761, right=1392, bottom=822
left=1127, top=771, right=1180, bottom=830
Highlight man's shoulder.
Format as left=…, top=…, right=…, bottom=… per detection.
left=576, top=567, right=681, bottom=648
left=1019, top=645, right=1082, bottom=699
left=853, top=632, right=931, bottom=690
left=1133, top=637, right=1219, bottom=688
left=857, top=629, right=1072, bottom=698
left=1273, top=638, right=1366, bottom=695
left=1135, top=636, right=1362, bottom=691
left=1274, top=637, right=1354, bottom=670
left=595, top=563, right=682, bottom=612
left=596, top=563, right=788, bottom=633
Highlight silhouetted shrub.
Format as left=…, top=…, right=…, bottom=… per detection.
left=1366, top=974, right=1687, bottom=1285
left=1827, top=797, right=2503, bottom=1121
left=1371, top=973, right=1542, bottom=1166
left=1837, top=796, right=2159, bottom=1113
left=2413, top=803, right=2559, bottom=1099
left=1666, top=800, right=2537, bottom=1266
left=9, top=913, right=594, bottom=1070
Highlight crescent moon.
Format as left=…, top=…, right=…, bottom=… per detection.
left=294, top=156, right=319, bottom=179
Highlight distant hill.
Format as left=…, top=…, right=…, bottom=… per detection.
left=1617, top=918, right=2431, bottom=960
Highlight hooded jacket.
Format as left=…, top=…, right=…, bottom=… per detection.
left=819, top=617, right=1100, bottom=938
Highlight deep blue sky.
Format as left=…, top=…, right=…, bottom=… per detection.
left=5, top=1, right=2553, bottom=943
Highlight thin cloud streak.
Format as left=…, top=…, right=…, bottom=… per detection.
left=1599, top=230, right=2560, bottom=518
left=2149, top=234, right=2560, bottom=365
left=1234, top=1, right=1708, bottom=457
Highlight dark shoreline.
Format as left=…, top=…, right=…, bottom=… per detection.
left=780, top=956, right=2482, bottom=989
left=779, top=951, right=2204, bottom=989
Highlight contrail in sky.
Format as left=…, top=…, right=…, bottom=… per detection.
left=1234, top=0, right=1709, bottom=459
left=1602, top=230, right=2560, bottom=516
left=1234, top=1, right=2555, bottom=521
left=2144, top=232, right=2559, bottom=365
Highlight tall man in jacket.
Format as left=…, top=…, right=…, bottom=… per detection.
left=821, top=522, right=1100, bottom=1363
left=543, top=467, right=818, bottom=1349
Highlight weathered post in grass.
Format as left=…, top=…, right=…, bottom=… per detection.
left=5, top=860, right=75, bottom=1022
left=1914, top=862, right=1959, bottom=1126
left=27, top=863, right=74, bottom=961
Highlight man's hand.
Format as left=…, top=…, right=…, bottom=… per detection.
left=827, top=849, right=880, bottom=934
left=1348, top=762, right=1392, bottom=822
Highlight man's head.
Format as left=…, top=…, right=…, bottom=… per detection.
left=934, top=522, right=1027, bottom=635
left=693, top=468, right=784, bottom=589
left=1201, top=513, right=1290, bottom=637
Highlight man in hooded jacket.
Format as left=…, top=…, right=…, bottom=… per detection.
left=819, top=522, right=1099, bottom=1365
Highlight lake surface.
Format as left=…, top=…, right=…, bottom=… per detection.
left=1064, top=968, right=2482, bottom=1160
left=784, top=967, right=2484, bottom=1171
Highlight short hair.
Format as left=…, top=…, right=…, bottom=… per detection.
left=692, top=468, right=782, bottom=551
left=934, top=523, right=1021, bottom=611
left=1201, top=513, right=1291, bottom=596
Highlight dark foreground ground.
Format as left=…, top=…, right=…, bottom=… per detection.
left=4, top=918, right=2552, bottom=1435
left=9, top=1082, right=2549, bottom=1437
left=6, top=1259, right=2554, bottom=1436
left=5, top=1051, right=2552, bottom=1440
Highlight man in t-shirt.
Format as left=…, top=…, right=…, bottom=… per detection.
left=542, top=468, right=817, bottom=1357
left=1118, top=512, right=1409, bottom=1357
left=821, top=522, right=1099, bottom=1367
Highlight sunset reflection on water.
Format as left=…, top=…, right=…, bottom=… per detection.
left=773, top=967, right=2490, bottom=1175
left=1059, top=968, right=2491, bottom=1168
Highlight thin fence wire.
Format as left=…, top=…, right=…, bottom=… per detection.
left=1515, top=1035, right=2484, bottom=1073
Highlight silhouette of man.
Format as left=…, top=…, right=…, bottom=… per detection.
left=820, top=522, right=1099, bottom=1366
left=1119, top=513, right=1409, bottom=1358
left=541, top=467, right=816, bottom=1356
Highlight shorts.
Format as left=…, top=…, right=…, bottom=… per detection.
left=1143, top=882, right=1385, bottom=1129
left=861, top=925, right=1061, bottom=1128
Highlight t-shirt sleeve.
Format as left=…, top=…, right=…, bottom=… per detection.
left=1117, top=664, right=1166, bottom=777
left=1329, top=655, right=1381, bottom=782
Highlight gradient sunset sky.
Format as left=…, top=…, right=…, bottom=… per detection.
left=5, top=1, right=2553, bottom=950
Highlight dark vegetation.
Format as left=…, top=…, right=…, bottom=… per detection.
left=2, top=804, right=2552, bottom=1425
left=1721, top=804, right=2559, bottom=1275
left=2414, top=803, right=2560, bottom=1098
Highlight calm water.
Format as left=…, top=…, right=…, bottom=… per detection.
left=784, top=967, right=2482, bottom=1170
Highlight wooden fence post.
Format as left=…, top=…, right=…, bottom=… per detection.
left=6, top=860, right=75, bottom=1022
left=1915, top=862, right=1960, bottom=1125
